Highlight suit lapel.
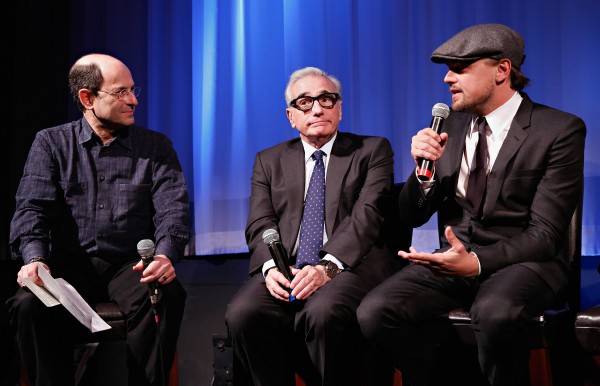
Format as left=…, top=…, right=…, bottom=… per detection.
left=483, top=95, right=532, bottom=215
left=439, top=114, right=470, bottom=189
left=325, top=133, right=354, bottom=237
left=282, top=141, right=306, bottom=249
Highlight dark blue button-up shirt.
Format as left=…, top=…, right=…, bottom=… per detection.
left=10, top=118, right=190, bottom=264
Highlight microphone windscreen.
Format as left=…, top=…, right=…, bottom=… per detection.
left=432, top=103, right=450, bottom=119
left=137, top=239, right=155, bottom=257
left=262, top=229, right=280, bottom=244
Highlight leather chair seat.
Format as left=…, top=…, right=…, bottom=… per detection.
left=81, top=302, right=128, bottom=342
left=575, top=305, right=600, bottom=353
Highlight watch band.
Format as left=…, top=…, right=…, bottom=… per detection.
left=28, top=256, right=46, bottom=264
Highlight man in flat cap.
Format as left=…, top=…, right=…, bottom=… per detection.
left=358, top=23, right=586, bottom=385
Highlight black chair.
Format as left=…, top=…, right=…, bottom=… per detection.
left=20, top=302, right=179, bottom=386
left=575, top=263, right=600, bottom=386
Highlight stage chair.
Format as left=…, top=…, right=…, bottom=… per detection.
left=20, top=301, right=178, bottom=386
left=575, top=263, right=600, bottom=386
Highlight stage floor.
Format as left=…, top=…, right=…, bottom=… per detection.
left=2, top=254, right=600, bottom=386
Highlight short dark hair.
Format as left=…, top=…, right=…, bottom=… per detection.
left=68, top=62, right=103, bottom=112
left=510, top=66, right=530, bottom=91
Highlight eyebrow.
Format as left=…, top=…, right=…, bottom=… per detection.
left=294, top=89, right=334, bottom=98
left=108, top=85, right=135, bottom=92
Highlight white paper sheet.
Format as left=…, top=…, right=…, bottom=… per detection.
left=25, top=263, right=111, bottom=333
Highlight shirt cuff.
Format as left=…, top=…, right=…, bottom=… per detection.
left=414, top=167, right=435, bottom=194
left=262, top=259, right=276, bottom=277
left=155, top=243, right=179, bottom=263
left=469, top=251, right=482, bottom=276
left=322, top=254, right=344, bottom=270
left=22, top=242, right=48, bottom=265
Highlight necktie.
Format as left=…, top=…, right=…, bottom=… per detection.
left=296, top=150, right=325, bottom=268
left=466, top=117, right=489, bottom=214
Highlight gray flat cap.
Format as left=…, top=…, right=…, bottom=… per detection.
left=431, top=24, right=525, bottom=69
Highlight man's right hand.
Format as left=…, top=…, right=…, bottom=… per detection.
left=265, top=267, right=293, bottom=301
left=411, top=127, right=449, bottom=166
left=17, top=260, right=49, bottom=287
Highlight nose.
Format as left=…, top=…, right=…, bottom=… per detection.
left=127, top=92, right=139, bottom=106
left=443, top=70, right=456, bottom=84
left=311, top=99, right=324, bottom=114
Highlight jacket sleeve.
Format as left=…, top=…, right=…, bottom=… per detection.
left=245, top=152, right=281, bottom=275
left=321, top=137, right=394, bottom=268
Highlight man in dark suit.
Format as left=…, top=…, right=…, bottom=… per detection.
left=225, top=67, right=400, bottom=386
left=357, top=24, right=586, bottom=386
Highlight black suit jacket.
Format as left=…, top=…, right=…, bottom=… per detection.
left=245, top=132, right=400, bottom=278
left=400, top=93, right=586, bottom=293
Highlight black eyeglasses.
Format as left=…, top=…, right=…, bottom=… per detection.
left=289, top=92, right=340, bottom=112
left=97, top=86, right=141, bottom=101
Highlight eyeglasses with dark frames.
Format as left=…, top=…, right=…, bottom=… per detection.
left=97, top=86, right=141, bottom=101
left=289, top=92, right=340, bottom=112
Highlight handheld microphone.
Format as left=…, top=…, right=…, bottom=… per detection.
left=262, top=229, right=295, bottom=302
left=137, top=239, right=160, bottom=308
left=416, top=103, right=450, bottom=181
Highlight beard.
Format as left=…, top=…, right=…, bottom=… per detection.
left=450, top=84, right=495, bottom=115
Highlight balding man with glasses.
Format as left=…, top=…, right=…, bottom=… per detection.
left=8, top=53, right=189, bottom=386
left=226, top=67, right=401, bottom=386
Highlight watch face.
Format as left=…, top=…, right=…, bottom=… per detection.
left=324, top=261, right=339, bottom=278
left=317, top=260, right=340, bottom=278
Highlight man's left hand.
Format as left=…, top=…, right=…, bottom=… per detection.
left=398, top=226, right=479, bottom=277
left=133, top=254, right=177, bottom=285
left=289, top=265, right=330, bottom=300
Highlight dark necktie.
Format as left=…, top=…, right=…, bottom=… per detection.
left=296, top=150, right=325, bottom=268
left=466, top=117, right=489, bottom=214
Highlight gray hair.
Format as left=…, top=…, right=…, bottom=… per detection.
left=69, top=62, right=104, bottom=112
left=284, top=67, right=342, bottom=105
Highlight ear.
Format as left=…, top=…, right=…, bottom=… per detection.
left=78, top=89, right=95, bottom=110
left=495, top=59, right=511, bottom=84
left=286, top=108, right=296, bottom=128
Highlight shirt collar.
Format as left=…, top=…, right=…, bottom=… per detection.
left=474, top=91, right=523, bottom=136
left=78, top=118, right=132, bottom=150
left=79, top=118, right=95, bottom=145
left=301, top=132, right=337, bottom=163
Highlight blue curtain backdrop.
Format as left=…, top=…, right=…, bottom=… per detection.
left=141, top=0, right=600, bottom=257
left=72, top=0, right=599, bottom=257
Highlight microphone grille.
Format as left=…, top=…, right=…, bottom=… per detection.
left=137, top=239, right=155, bottom=257
left=262, top=229, right=280, bottom=244
left=432, top=103, right=450, bottom=119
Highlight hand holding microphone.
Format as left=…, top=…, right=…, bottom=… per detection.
left=416, top=103, right=450, bottom=181
left=137, top=239, right=160, bottom=305
left=262, top=229, right=296, bottom=302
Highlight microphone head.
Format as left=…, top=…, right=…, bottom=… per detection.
left=262, top=229, right=280, bottom=245
left=432, top=103, right=450, bottom=119
left=137, top=239, right=155, bottom=258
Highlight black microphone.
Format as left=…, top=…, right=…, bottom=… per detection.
left=137, top=239, right=159, bottom=307
left=262, top=229, right=295, bottom=302
left=416, top=103, right=450, bottom=181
